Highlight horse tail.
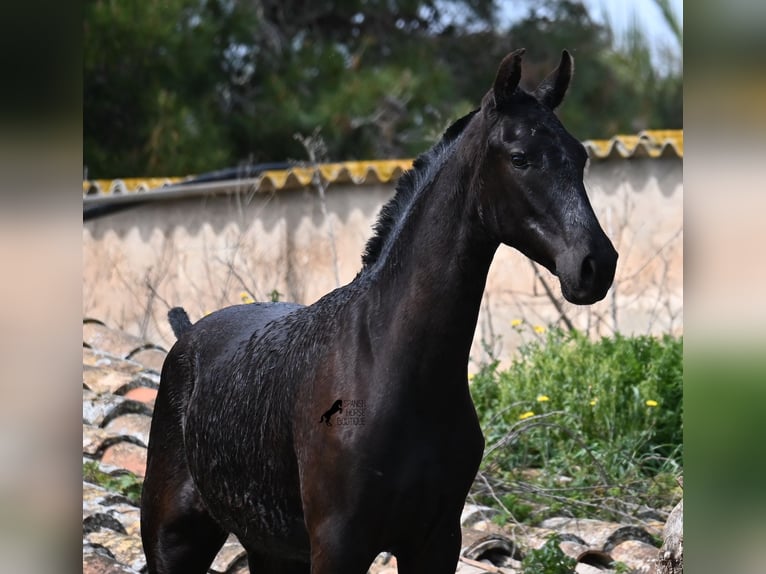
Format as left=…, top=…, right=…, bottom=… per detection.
left=168, top=307, right=193, bottom=338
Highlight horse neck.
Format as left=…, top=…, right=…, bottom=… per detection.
left=365, top=144, right=498, bottom=382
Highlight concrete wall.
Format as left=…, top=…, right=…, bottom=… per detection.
left=83, top=157, right=682, bottom=364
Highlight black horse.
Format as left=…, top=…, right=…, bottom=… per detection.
left=140, top=49, right=618, bottom=574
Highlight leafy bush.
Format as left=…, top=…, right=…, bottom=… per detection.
left=470, top=327, right=682, bottom=523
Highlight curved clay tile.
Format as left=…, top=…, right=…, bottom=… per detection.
left=103, top=413, right=152, bottom=446
left=209, top=535, right=248, bottom=574
left=540, top=517, right=655, bottom=551
left=112, top=371, right=160, bottom=397
left=121, top=386, right=157, bottom=406
left=83, top=366, right=137, bottom=396
left=83, top=389, right=124, bottom=426
left=83, top=425, right=113, bottom=457
left=100, top=399, right=153, bottom=428
left=123, top=346, right=167, bottom=372
left=603, top=524, right=658, bottom=551
left=462, top=532, right=522, bottom=565
left=610, top=539, right=661, bottom=572
left=83, top=322, right=149, bottom=362
left=83, top=545, right=139, bottom=574
left=86, top=529, right=146, bottom=573
left=99, top=440, right=148, bottom=477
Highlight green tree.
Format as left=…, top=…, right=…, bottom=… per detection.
left=213, top=0, right=498, bottom=163
left=490, top=0, right=681, bottom=138
left=84, top=0, right=681, bottom=177
left=84, top=0, right=253, bottom=176
left=84, top=0, right=496, bottom=177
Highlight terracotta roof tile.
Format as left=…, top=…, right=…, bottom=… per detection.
left=83, top=367, right=136, bottom=396
left=83, top=545, right=140, bottom=574
left=82, top=131, right=682, bottom=202
left=123, top=346, right=167, bottom=372
left=83, top=388, right=125, bottom=426
left=83, top=321, right=150, bottom=359
left=82, top=425, right=113, bottom=456
left=539, top=517, right=657, bottom=551
left=103, top=413, right=152, bottom=446
left=209, top=536, right=248, bottom=573
left=100, top=441, right=148, bottom=477
left=102, top=397, right=154, bottom=424
left=610, top=540, right=659, bottom=572
left=121, top=386, right=158, bottom=406
left=86, top=529, right=146, bottom=572
left=82, top=481, right=126, bottom=517
left=583, top=130, right=683, bottom=160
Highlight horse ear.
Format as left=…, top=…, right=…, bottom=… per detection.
left=534, top=50, right=573, bottom=110
left=492, top=48, right=525, bottom=109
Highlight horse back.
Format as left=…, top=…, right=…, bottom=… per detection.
left=153, top=302, right=303, bottom=437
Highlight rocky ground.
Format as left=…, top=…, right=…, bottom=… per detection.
left=82, top=318, right=680, bottom=574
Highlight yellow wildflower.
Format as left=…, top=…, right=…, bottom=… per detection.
left=511, top=319, right=523, bottom=327
left=240, top=291, right=255, bottom=304
left=468, top=373, right=476, bottom=382
left=646, top=400, right=659, bottom=407
left=519, top=411, right=535, bottom=420
left=537, top=395, right=550, bottom=402
left=590, top=398, right=598, bottom=406
left=533, top=325, right=546, bottom=334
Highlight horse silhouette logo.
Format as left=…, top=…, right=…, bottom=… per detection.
left=319, top=399, right=343, bottom=426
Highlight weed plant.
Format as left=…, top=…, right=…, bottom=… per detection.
left=520, top=534, right=577, bottom=574
left=469, top=325, right=682, bottom=525
left=83, top=460, right=143, bottom=505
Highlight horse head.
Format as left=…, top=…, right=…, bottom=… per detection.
left=475, top=49, right=617, bottom=304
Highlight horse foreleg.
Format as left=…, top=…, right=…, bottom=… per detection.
left=395, top=520, right=462, bottom=574
left=306, top=517, right=379, bottom=574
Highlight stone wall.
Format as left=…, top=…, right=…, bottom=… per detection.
left=83, top=157, right=682, bottom=364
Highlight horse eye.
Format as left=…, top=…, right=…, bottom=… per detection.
left=510, top=153, right=529, bottom=169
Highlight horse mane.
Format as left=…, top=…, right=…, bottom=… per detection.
left=360, top=109, right=480, bottom=270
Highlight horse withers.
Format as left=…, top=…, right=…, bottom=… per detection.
left=140, top=49, right=617, bottom=574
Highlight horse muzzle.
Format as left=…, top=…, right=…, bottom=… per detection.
left=556, top=240, right=618, bottom=305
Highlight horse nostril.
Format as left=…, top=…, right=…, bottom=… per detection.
left=580, top=255, right=596, bottom=285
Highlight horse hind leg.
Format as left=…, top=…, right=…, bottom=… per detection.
left=141, top=360, right=228, bottom=573
left=141, top=475, right=227, bottom=574
left=246, top=551, right=310, bottom=574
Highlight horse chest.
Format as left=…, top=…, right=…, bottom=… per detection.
left=368, top=402, right=485, bottom=491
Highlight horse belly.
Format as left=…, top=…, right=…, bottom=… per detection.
left=183, top=379, right=311, bottom=559
left=187, top=437, right=311, bottom=558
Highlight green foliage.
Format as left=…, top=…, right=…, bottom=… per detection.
left=83, top=460, right=143, bottom=505
left=84, top=0, right=682, bottom=177
left=470, top=327, right=683, bottom=522
left=500, top=0, right=682, bottom=139
left=84, top=0, right=242, bottom=176
left=501, top=492, right=535, bottom=524
left=521, top=534, right=577, bottom=574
